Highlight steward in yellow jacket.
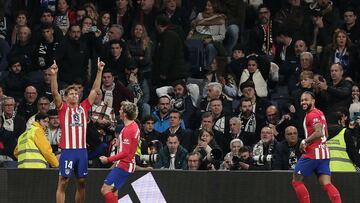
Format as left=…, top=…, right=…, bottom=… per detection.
left=14, top=113, right=59, bottom=168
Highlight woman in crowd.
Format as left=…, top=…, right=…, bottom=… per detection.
left=54, top=0, right=76, bottom=35
left=97, top=11, right=112, bottom=44
left=127, top=23, right=152, bottom=80
left=193, top=128, right=222, bottom=169
left=84, top=3, right=99, bottom=25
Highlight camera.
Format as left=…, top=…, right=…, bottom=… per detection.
left=205, top=148, right=222, bottom=162
left=140, top=154, right=159, bottom=164
left=253, top=155, right=272, bottom=165
left=231, top=156, right=241, bottom=170
left=90, top=26, right=98, bottom=32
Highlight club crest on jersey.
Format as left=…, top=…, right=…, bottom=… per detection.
left=76, top=108, right=83, bottom=114
left=73, top=114, right=80, bottom=123
left=313, top=118, right=319, bottom=124
left=123, top=138, right=130, bottom=145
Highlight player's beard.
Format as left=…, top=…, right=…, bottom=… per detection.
left=303, top=102, right=313, bottom=112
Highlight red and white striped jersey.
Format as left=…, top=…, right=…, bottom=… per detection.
left=58, top=99, right=91, bottom=149
left=108, top=121, right=140, bottom=173
left=303, top=108, right=330, bottom=160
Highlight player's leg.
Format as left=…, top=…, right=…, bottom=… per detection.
left=74, top=149, right=88, bottom=203
left=56, top=150, right=72, bottom=203
left=56, top=176, right=70, bottom=203
left=292, top=158, right=312, bottom=203
left=317, top=159, right=341, bottom=203
left=75, top=178, right=86, bottom=203
left=101, top=168, right=131, bottom=203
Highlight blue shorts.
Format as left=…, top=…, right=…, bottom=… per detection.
left=59, top=149, right=88, bottom=178
left=104, top=168, right=131, bottom=190
left=294, top=157, right=331, bottom=177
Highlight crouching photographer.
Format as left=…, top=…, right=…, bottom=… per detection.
left=136, top=140, right=162, bottom=169
left=193, top=129, right=223, bottom=170
left=249, top=126, right=278, bottom=170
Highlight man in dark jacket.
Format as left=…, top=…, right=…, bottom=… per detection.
left=273, top=126, right=302, bottom=170
left=155, top=134, right=188, bottom=169
left=153, top=15, right=189, bottom=86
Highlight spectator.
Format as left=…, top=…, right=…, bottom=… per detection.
left=32, top=8, right=64, bottom=44
left=288, top=52, right=317, bottom=92
left=152, top=95, right=171, bottom=133
left=122, top=63, right=151, bottom=120
left=187, top=0, right=227, bottom=65
left=0, top=116, right=18, bottom=168
left=193, top=128, right=222, bottom=169
left=26, top=96, right=50, bottom=129
left=227, top=44, right=248, bottom=84
left=101, top=69, right=134, bottom=115
left=315, top=63, right=352, bottom=115
left=263, top=105, right=293, bottom=142
left=55, top=24, right=90, bottom=85
left=97, top=11, right=112, bottom=44
left=161, top=110, right=192, bottom=151
left=14, top=113, right=59, bottom=168
left=342, top=7, right=360, bottom=45
left=251, top=126, right=278, bottom=170
left=1, top=97, right=26, bottom=138
left=272, top=126, right=301, bottom=170
left=220, top=138, right=244, bottom=170
left=200, top=82, right=232, bottom=115
left=134, top=0, right=160, bottom=41
left=156, top=80, right=199, bottom=130
left=104, top=40, right=128, bottom=80
left=321, top=29, right=360, bottom=81
left=209, top=98, right=231, bottom=136
left=349, top=83, right=360, bottom=120
left=237, top=98, right=260, bottom=147
left=327, top=111, right=360, bottom=171
left=46, top=109, right=61, bottom=153
left=54, top=0, right=76, bottom=35
left=140, top=116, right=162, bottom=153
left=127, top=23, right=153, bottom=80
left=162, top=0, right=190, bottom=34
left=186, top=151, right=202, bottom=170
left=153, top=15, right=189, bottom=86
left=155, top=134, right=188, bottom=169
left=75, top=7, right=87, bottom=23
left=274, top=27, right=296, bottom=67
left=36, top=23, right=61, bottom=71
left=111, top=0, right=135, bottom=40
left=1, top=56, right=27, bottom=101
left=83, top=3, right=98, bottom=25
left=9, top=10, right=29, bottom=46
left=17, top=85, right=38, bottom=121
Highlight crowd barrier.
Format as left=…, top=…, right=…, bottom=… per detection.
left=0, top=169, right=359, bottom=203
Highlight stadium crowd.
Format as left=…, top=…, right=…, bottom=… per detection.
left=1, top=0, right=360, bottom=172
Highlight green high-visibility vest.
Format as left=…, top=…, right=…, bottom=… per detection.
left=327, top=128, right=356, bottom=172
left=17, top=127, right=48, bottom=168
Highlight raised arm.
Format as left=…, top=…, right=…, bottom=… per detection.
left=50, top=61, right=62, bottom=109
left=88, top=57, right=105, bottom=105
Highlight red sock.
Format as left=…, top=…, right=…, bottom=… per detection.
left=323, top=184, right=341, bottom=203
left=104, top=192, right=118, bottom=203
left=292, top=181, right=310, bottom=203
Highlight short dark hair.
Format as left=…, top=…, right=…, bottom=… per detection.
left=169, top=109, right=182, bottom=119
left=343, top=7, right=356, bottom=16
left=142, top=115, right=156, bottom=124
left=35, top=113, right=49, bottom=121
left=47, top=109, right=58, bottom=116
left=201, top=112, right=213, bottom=120
left=240, top=97, right=252, bottom=106
left=109, top=39, right=124, bottom=48
left=41, top=8, right=54, bottom=16
left=239, top=146, right=252, bottom=154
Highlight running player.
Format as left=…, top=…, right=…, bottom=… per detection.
left=51, top=58, right=105, bottom=203
left=99, top=101, right=140, bottom=203
left=292, top=91, right=341, bottom=203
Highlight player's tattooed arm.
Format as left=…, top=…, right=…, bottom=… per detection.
left=305, top=123, right=324, bottom=144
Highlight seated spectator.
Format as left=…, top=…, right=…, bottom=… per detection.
left=31, top=8, right=64, bottom=44
left=17, top=85, right=39, bottom=121
left=155, top=134, right=188, bottom=170
left=187, top=0, right=227, bottom=65
left=162, top=0, right=190, bottom=34
left=186, top=151, right=202, bottom=170
left=1, top=97, right=26, bottom=138
left=0, top=116, right=18, bottom=168
left=104, top=40, right=128, bottom=80
left=46, top=109, right=61, bottom=153
left=274, top=28, right=296, bottom=67
left=251, top=126, right=278, bottom=170
left=321, top=29, right=359, bottom=81
left=220, top=138, right=244, bottom=170
left=14, top=113, right=59, bottom=168
left=209, top=98, right=231, bottom=136
left=236, top=98, right=262, bottom=147
left=121, top=63, right=151, bottom=120
left=110, top=0, right=135, bottom=40
left=193, top=129, right=222, bottom=170
left=139, top=116, right=162, bottom=154
left=204, top=57, right=237, bottom=103
left=227, top=45, right=248, bottom=84
left=200, top=82, right=232, bottom=115
left=54, top=0, right=76, bottom=35
left=26, top=96, right=50, bottom=129
left=89, top=89, right=116, bottom=138
left=239, top=55, right=269, bottom=98
left=97, top=11, right=112, bottom=44
left=314, top=63, right=352, bottom=115
left=272, top=126, right=301, bottom=170
left=161, top=110, right=192, bottom=151
left=281, top=39, right=309, bottom=81
left=342, top=7, right=360, bottom=46
left=101, top=69, right=134, bottom=115
left=156, top=80, right=199, bottom=130
left=349, top=83, right=360, bottom=120
left=262, top=105, right=293, bottom=142
left=327, top=111, right=360, bottom=171
left=152, top=95, right=185, bottom=133
left=9, top=10, right=29, bottom=46
left=1, top=56, right=27, bottom=102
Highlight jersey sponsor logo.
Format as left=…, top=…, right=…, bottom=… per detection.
left=123, top=138, right=130, bottom=145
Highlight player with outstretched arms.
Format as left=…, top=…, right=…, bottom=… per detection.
left=99, top=101, right=140, bottom=203
left=291, top=91, right=341, bottom=203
